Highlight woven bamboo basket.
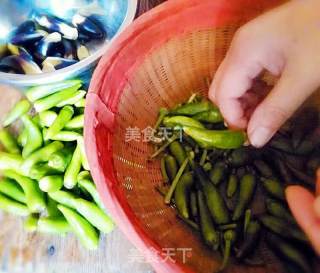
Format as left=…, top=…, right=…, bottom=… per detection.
left=85, top=0, right=319, bottom=272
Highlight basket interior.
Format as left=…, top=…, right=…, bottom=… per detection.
left=110, top=27, right=283, bottom=273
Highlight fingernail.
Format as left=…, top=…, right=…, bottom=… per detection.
left=249, top=127, right=274, bottom=148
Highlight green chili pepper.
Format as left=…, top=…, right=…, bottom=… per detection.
left=177, top=214, right=199, bottom=231
left=164, top=157, right=189, bottom=204
left=38, top=217, right=71, bottom=234
left=163, top=116, right=205, bottom=129
left=65, top=114, right=84, bottom=129
left=154, top=108, right=169, bottom=130
left=0, top=129, right=20, bottom=154
left=45, top=106, right=74, bottom=140
left=48, top=190, right=77, bottom=209
left=4, top=170, right=46, bottom=213
left=48, top=147, right=73, bottom=172
left=77, top=137, right=90, bottom=170
left=0, top=152, right=23, bottom=174
left=260, top=215, right=308, bottom=243
left=183, top=126, right=246, bottom=150
left=199, top=149, right=208, bottom=166
left=236, top=221, right=261, bottom=260
left=203, top=162, right=212, bottom=172
left=39, top=111, right=58, bottom=127
left=29, top=163, right=60, bottom=180
left=0, top=192, right=29, bottom=216
left=24, top=214, right=39, bottom=232
left=34, top=85, right=80, bottom=112
left=269, top=135, right=293, bottom=154
left=190, top=191, right=198, bottom=219
left=195, top=166, right=230, bottom=224
left=274, top=157, right=293, bottom=183
left=164, top=155, right=178, bottom=182
left=58, top=204, right=99, bottom=250
left=77, top=171, right=104, bottom=210
left=26, top=80, right=82, bottom=102
left=56, top=90, right=86, bottom=107
left=253, top=160, right=274, bottom=178
left=17, top=128, right=28, bottom=147
left=160, top=156, right=169, bottom=184
left=219, top=230, right=236, bottom=271
left=21, top=114, right=43, bottom=158
left=3, top=99, right=31, bottom=127
left=64, top=143, right=82, bottom=189
left=227, top=148, right=251, bottom=167
left=74, top=198, right=114, bottom=233
left=266, top=233, right=312, bottom=273
left=218, top=223, right=237, bottom=231
left=192, top=109, right=223, bottom=123
left=22, top=141, right=64, bottom=175
left=232, top=174, right=256, bottom=221
left=209, top=162, right=227, bottom=185
left=286, top=162, right=314, bottom=188
left=174, top=172, right=193, bottom=219
left=171, top=100, right=212, bottom=116
left=46, top=197, right=62, bottom=217
left=261, top=178, right=285, bottom=200
left=169, top=141, right=188, bottom=167
left=197, top=190, right=220, bottom=250
left=265, top=198, right=296, bottom=224
left=0, top=178, right=26, bottom=203
left=39, top=175, right=64, bottom=193
left=226, top=173, right=238, bottom=198
left=243, top=209, right=252, bottom=234
left=75, top=98, right=85, bottom=108
left=48, top=131, right=82, bottom=142
left=307, top=154, right=320, bottom=175
left=150, top=134, right=179, bottom=158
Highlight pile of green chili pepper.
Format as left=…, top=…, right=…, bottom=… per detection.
left=0, top=80, right=114, bottom=250
left=152, top=95, right=320, bottom=272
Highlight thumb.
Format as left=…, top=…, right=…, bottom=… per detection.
left=248, top=63, right=319, bottom=148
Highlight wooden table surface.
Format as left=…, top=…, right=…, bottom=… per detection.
left=0, top=1, right=166, bottom=273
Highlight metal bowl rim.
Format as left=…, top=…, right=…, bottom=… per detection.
left=0, top=0, right=138, bottom=86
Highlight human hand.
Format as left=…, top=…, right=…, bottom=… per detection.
left=209, top=0, right=320, bottom=147
left=286, top=170, right=320, bottom=255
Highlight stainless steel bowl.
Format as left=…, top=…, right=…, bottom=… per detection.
left=0, top=0, right=137, bottom=88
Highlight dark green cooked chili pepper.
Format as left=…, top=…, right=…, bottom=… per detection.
left=0, top=178, right=26, bottom=204
left=261, top=178, right=285, bottom=200
left=197, top=190, right=220, bottom=250
left=150, top=134, right=179, bottom=158
left=0, top=192, right=29, bottom=216
left=58, top=204, right=99, bottom=250
left=232, top=174, right=256, bottom=221
left=236, top=221, right=261, bottom=260
left=260, top=215, right=308, bottom=244
left=170, top=100, right=212, bottom=116
left=266, top=233, right=312, bottom=273
left=274, top=157, right=293, bottom=183
left=174, top=172, right=193, bottom=219
left=169, top=141, right=188, bottom=167
left=163, top=116, right=205, bottom=130
left=3, top=99, right=31, bottom=127
left=190, top=191, right=198, bottom=219
left=160, top=156, right=169, bottom=184
left=195, top=166, right=230, bottom=225
left=164, top=155, right=178, bottom=182
left=253, top=160, right=274, bottom=178
left=0, top=129, right=20, bottom=154
left=243, top=209, right=252, bottom=234
left=21, top=114, right=43, bottom=158
left=226, top=173, right=238, bottom=198
left=286, top=162, right=315, bottom=188
left=177, top=214, right=199, bottom=231
left=154, top=108, right=169, bottom=130
left=218, top=223, right=237, bottom=231
left=269, top=135, right=293, bottom=154
left=209, top=162, right=227, bottom=185
left=183, top=126, right=246, bottom=150
left=307, top=154, right=320, bottom=175
left=219, top=230, right=236, bottom=271
left=227, top=148, right=251, bottom=167
left=192, top=109, right=223, bottom=124
left=265, top=198, right=296, bottom=224
left=203, top=162, right=212, bottom=172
